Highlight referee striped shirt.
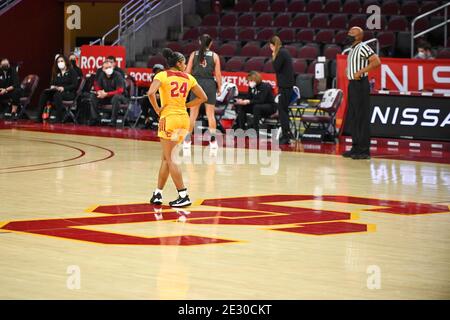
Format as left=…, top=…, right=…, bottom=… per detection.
left=346, top=42, right=375, bottom=80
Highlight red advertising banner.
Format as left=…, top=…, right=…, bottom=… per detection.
left=127, top=68, right=154, bottom=87
left=80, top=45, right=126, bottom=75
left=125, top=69, right=279, bottom=94
left=336, top=54, right=450, bottom=130
left=221, top=71, right=278, bottom=94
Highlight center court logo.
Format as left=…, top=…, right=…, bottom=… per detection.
left=1, top=195, right=448, bottom=246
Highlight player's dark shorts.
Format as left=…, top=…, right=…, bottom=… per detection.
left=195, top=77, right=217, bottom=105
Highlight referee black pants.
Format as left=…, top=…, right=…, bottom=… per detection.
left=347, top=77, right=371, bottom=155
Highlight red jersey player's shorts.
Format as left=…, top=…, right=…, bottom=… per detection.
left=157, top=114, right=190, bottom=144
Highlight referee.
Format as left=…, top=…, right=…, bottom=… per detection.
left=343, top=27, right=381, bottom=160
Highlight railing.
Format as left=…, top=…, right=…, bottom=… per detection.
left=0, top=0, right=21, bottom=15
left=342, top=38, right=380, bottom=55
left=90, top=0, right=183, bottom=47
left=411, top=2, right=450, bottom=58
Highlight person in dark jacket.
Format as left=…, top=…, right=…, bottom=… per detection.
left=92, top=60, right=127, bottom=126
left=0, top=58, right=21, bottom=119
left=95, top=56, right=126, bottom=81
left=69, top=53, right=83, bottom=84
left=234, top=71, right=277, bottom=134
left=37, top=54, right=78, bottom=123
left=270, top=36, right=295, bottom=145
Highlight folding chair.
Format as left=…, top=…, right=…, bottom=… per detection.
left=300, top=88, right=343, bottom=142
left=261, top=86, right=300, bottom=139
left=17, top=74, right=39, bottom=119
left=98, top=78, right=135, bottom=127
left=215, top=82, right=238, bottom=133
left=62, top=77, right=86, bottom=124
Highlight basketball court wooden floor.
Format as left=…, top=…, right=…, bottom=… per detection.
left=0, top=123, right=449, bottom=299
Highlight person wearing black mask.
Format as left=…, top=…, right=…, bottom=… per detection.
left=0, top=58, right=21, bottom=120
left=234, top=71, right=277, bottom=135
left=69, top=53, right=83, bottom=84
left=37, top=54, right=78, bottom=123
left=343, top=26, right=381, bottom=160
left=270, top=36, right=294, bottom=145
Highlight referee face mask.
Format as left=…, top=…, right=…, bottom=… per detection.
left=344, top=35, right=356, bottom=46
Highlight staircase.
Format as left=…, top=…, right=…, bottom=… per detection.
left=92, top=0, right=195, bottom=67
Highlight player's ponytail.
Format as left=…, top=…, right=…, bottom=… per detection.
left=198, top=34, right=212, bottom=64
left=162, top=48, right=185, bottom=69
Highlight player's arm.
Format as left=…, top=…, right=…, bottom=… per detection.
left=186, top=84, right=207, bottom=109
left=214, top=53, right=222, bottom=94
left=147, top=79, right=163, bottom=115
left=355, top=54, right=381, bottom=79
left=185, top=52, right=195, bottom=74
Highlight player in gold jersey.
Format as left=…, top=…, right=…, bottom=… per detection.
left=147, top=48, right=207, bottom=207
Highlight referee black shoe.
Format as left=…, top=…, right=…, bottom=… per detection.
left=150, top=192, right=163, bottom=205
left=169, top=195, right=191, bottom=208
left=342, top=150, right=354, bottom=158
left=351, top=153, right=371, bottom=160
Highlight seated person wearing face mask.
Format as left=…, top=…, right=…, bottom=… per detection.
left=91, top=60, right=127, bottom=126
left=414, top=40, right=435, bottom=60
left=0, top=58, right=21, bottom=120
left=95, top=56, right=126, bottom=81
left=37, top=54, right=78, bottom=123
left=234, top=71, right=277, bottom=134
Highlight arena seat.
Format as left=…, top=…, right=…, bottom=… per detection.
left=436, top=48, right=450, bottom=59
left=201, top=14, right=219, bottom=26
left=225, top=57, right=246, bottom=72
left=381, top=0, right=400, bottom=15
left=329, top=14, right=348, bottom=29
left=255, top=13, right=274, bottom=27
left=348, top=14, right=366, bottom=28
left=182, top=28, right=199, bottom=41
left=297, top=29, right=315, bottom=43
left=221, top=13, right=237, bottom=27
left=238, top=28, right=256, bottom=41
left=200, top=27, right=218, bottom=39
left=287, top=0, right=305, bottom=12
left=97, top=78, right=135, bottom=127
left=241, top=42, right=261, bottom=56
left=183, top=42, right=199, bottom=56
left=233, top=0, right=252, bottom=12
left=147, top=54, right=167, bottom=67
left=291, top=13, right=309, bottom=28
left=377, top=31, right=396, bottom=49
left=256, top=27, right=276, bottom=41
left=62, top=77, right=86, bottom=124
left=278, top=29, right=295, bottom=43
left=273, top=13, right=291, bottom=27
left=237, top=13, right=255, bottom=27
left=323, top=44, right=342, bottom=60
left=305, top=0, right=323, bottom=13
left=18, top=74, right=39, bottom=119
left=362, top=0, right=380, bottom=12
left=401, top=1, right=420, bottom=16
left=421, top=1, right=439, bottom=14
left=263, top=60, right=274, bottom=73
left=243, top=57, right=266, bottom=72
left=310, top=14, right=329, bottom=29
left=298, top=45, right=320, bottom=60
left=387, top=16, right=408, bottom=32
left=219, top=43, right=238, bottom=57
left=315, top=30, right=335, bottom=44
left=166, top=42, right=183, bottom=53
left=292, top=58, right=307, bottom=74
left=271, top=0, right=287, bottom=12
left=306, top=60, right=317, bottom=74
left=253, top=0, right=270, bottom=12
left=284, top=44, right=298, bottom=58
left=259, top=44, right=272, bottom=57
left=334, top=30, right=348, bottom=45
left=324, top=0, right=341, bottom=13
left=342, top=0, right=361, bottom=14
left=219, top=27, right=237, bottom=41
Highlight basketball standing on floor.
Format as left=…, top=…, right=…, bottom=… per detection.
left=147, top=48, right=207, bottom=207
left=342, top=26, right=380, bottom=160
left=184, top=34, right=222, bottom=149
